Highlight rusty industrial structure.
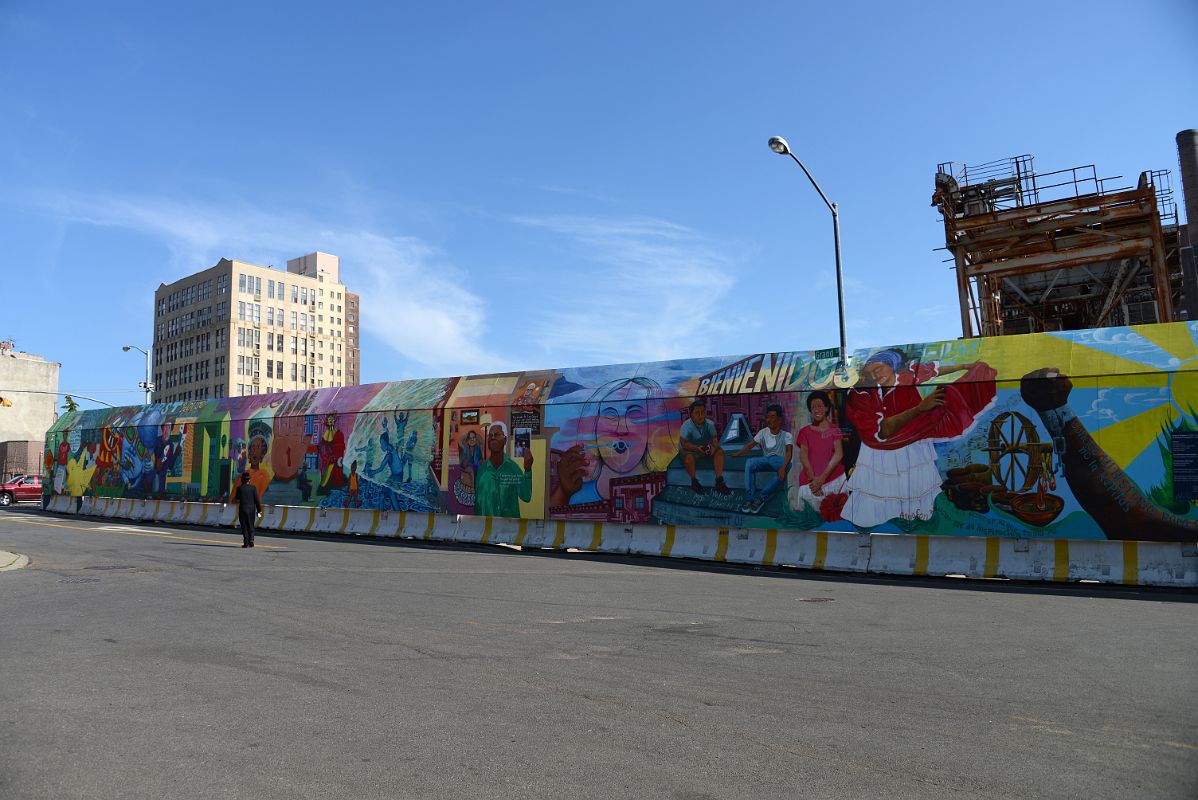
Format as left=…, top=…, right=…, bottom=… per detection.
left=932, top=147, right=1195, bottom=338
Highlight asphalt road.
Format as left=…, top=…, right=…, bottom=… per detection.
left=1, top=508, right=1195, bottom=800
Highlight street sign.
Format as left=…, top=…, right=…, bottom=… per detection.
left=814, top=347, right=839, bottom=360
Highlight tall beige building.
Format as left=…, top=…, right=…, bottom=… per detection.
left=153, top=252, right=361, bottom=403
left=0, top=340, right=60, bottom=476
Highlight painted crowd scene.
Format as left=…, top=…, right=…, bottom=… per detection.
left=45, top=321, right=1198, bottom=543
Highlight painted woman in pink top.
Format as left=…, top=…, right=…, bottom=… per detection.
left=789, top=391, right=847, bottom=513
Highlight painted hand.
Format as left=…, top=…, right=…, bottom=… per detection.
left=918, top=386, right=946, bottom=412
left=555, top=444, right=588, bottom=498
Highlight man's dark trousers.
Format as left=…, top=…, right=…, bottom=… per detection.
left=238, top=509, right=256, bottom=547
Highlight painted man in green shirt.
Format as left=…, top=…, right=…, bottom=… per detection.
left=475, top=421, right=534, bottom=517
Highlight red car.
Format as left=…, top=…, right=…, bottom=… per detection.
left=0, top=475, right=43, bottom=506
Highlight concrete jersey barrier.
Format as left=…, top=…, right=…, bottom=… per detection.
left=46, top=501, right=1198, bottom=588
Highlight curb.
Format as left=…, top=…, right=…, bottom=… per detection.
left=0, top=550, right=30, bottom=572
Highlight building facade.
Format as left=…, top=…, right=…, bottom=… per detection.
left=153, top=252, right=360, bottom=403
left=0, top=340, right=60, bottom=477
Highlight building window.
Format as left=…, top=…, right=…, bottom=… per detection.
left=268, top=280, right=275, bottom=299
left=239, top=274, right=247, bottom=292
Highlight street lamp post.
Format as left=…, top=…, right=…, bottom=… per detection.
left=122, top=345, right=154, bottom=405
left=768, top=135, right=848, bottom=373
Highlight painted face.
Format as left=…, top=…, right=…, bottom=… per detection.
left=861, top=361, right=897, bottom=387
left=690, top=406, right=707, bottom=426
left=808, top=397, right=828, bottom=423
left=465, top=431, right=478, bottom=447
left=765, top=410, right=782, bottom=433
left=593, top=384, right=649, bottom=474
left=486, top=424, right=507, bottom=456
left=248, top=437, right=268, bottom=469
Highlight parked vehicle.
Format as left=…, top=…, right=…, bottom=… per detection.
left=0, top=475, right=42, bottom=506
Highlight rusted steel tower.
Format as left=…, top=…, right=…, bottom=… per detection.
left=932, top=155, right=1185, bottom=338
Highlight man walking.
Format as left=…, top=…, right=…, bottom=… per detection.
left=235, top=471, right=262, bottom=548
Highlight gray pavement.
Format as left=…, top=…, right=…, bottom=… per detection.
left=1, top=507, right=1195, bottom=800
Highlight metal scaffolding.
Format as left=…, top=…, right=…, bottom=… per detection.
left=932, top=155, right=1184, bottom=337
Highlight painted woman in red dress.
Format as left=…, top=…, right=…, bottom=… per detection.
left=842, top=349, right=996, bottom=527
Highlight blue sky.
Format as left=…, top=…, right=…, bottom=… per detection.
left=2, top=1, right=1195, bottom=409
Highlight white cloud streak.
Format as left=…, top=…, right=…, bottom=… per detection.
left=33, top=190, right=503, bottom=375
left=511, top=214, right=739, bottom=364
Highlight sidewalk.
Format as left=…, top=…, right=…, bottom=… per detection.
left=0, top=550, right=29, bottom=571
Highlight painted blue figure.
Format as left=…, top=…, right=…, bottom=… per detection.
left=119, top=433, right=150, bottom=493
left=365, top=420, right=404, bottom=481
left=401, top=430, right=418, bottom=483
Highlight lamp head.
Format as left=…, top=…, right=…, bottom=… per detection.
left=768, top=136, right=791, bottom=156
left=122, top=346, right=131, bottom=352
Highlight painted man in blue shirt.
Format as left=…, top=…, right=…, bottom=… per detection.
left=678, top=401, right=730, bottom=495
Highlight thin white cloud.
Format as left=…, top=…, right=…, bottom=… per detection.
left=511, top=214, right=739, bottom=364
left=33, top=190, right=503, bottom=375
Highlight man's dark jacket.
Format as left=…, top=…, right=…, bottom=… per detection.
left=235, top=483, right=262, bottom=515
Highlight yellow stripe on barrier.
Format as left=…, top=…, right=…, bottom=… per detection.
left=714, top=528, right=729, bottom=562
left=662, top=525, right=675, bottom=557
left=397, top=511, right=407, bottom=537
left=303, top=507, right=317, bottom=533
left=813, top=531, right=828, bottom=570
left=514, top=519, right=528, bottom=546
left=279, top=506, right=290, bottom=530
left=1053, top=540, right=1070, bottom=582
left=589, top=522, right=602, bottom=551
left=481, top=517, right=493, bottom=544
left=339, top=508, right=351, bottom=534
left=423, top=512, right=435, bottom=540
left=198, top=504, right=209, bottom=524
left=763, top=529, right=777, bottom=566
left=368, top=510, right=380, bottom=536
left=552, top=521, right=565, bottom=549
left=1122, top=541, right=1139, bottom=586
left=914, top=535, right=929, bottom=576
left=154, top=500, right=161, bottom=519
left=984, top=537, right=1000, bottom=578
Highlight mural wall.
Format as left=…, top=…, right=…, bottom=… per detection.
left=45, top=321, right=1198, bottom=542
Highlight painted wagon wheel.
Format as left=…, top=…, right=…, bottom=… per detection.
left=984, top=411, right=1042, bottom=492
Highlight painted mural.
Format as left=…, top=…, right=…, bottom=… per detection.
left=45, top=321, right=1198, bottom=543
